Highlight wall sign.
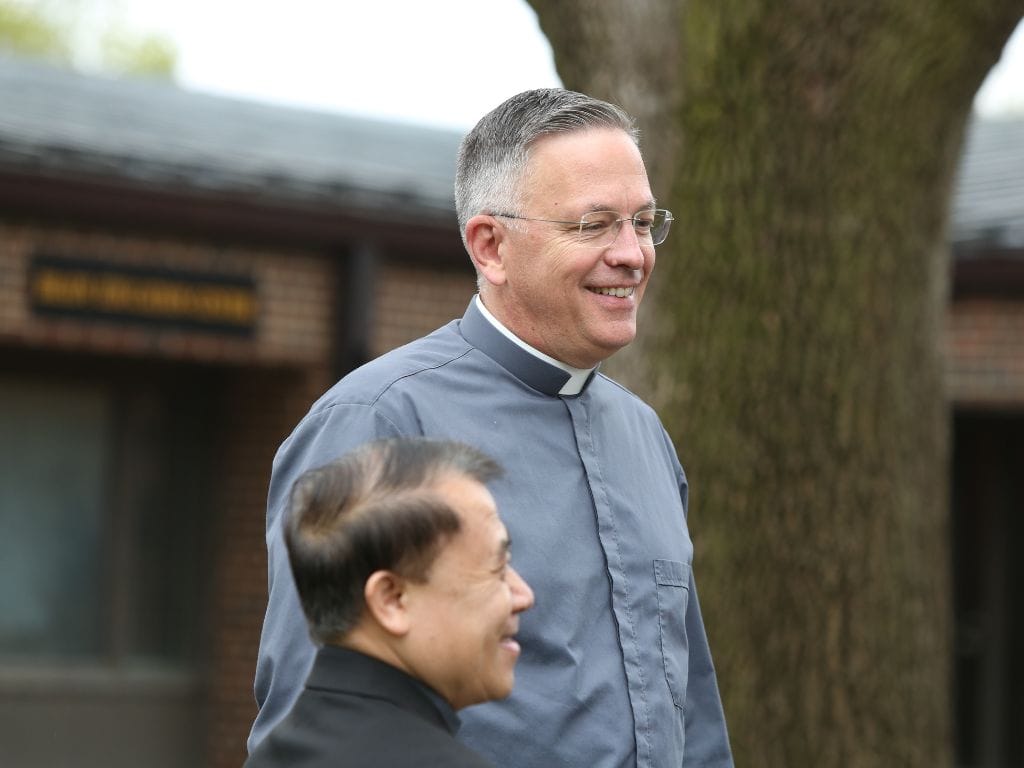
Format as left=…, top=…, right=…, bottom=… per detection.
left=29, top=254, right=258, bottom=335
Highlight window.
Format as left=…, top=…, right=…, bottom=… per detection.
left=0, top=379, right=110, bottom=659
left=0, top=372, right=213, bottom=667
left=0, top=363, right=218, bottom=768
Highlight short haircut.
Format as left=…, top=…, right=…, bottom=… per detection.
left=454, top=87, right=640, bottom=249
left=284, top=437, right=502, bottom=645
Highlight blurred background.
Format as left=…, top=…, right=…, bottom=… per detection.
left=0, top=1, right=1022, bottom=767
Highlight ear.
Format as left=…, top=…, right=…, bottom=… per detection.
left=363, top=570, right=412, bottom=637
left=465, top=214, right=508, bottom=287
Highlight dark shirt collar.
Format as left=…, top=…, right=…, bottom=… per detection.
left=309, top=645, right=461, bottom=735
left=459, top=297, right=597, bottom=397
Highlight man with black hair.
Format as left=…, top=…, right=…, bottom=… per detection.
left=245, top=438, right=533, bottom=768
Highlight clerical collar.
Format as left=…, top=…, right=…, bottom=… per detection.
left=460, top=296, right=596, bottom=397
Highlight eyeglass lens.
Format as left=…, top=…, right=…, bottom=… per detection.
left=579, top=210, right=672, bottom=246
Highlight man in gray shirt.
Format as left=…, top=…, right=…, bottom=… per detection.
left=249, top=88, right=733, bottom=768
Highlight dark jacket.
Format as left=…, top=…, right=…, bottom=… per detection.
left=245, top=645, right=496, bottom=768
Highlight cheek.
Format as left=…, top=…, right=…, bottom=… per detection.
left=641, top=246, right=656, bottom=275
left=479, top=586, right=510, bottom=626
left=539, top=241, right=587, bottom=279
left=634, top=252, right=656, bottom=297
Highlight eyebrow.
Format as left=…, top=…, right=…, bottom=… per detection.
left=580, top=200, right=658, bottom=215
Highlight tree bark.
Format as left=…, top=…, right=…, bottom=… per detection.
left=526, top=1, right=1024, bottom=765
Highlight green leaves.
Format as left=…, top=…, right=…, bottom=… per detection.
left=0, top=1, right=176, bottom=79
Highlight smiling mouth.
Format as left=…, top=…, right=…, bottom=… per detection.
left=588, top=286, right=635, bottom=298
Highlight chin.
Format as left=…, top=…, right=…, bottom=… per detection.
left=602, top=321, right=637, bottom=345
left=492, top=682, right=514, bottom=701
left=596, top=334, right=636, bottom=359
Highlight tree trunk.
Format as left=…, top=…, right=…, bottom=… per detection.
left=527, top=1, right=1024, bottom=765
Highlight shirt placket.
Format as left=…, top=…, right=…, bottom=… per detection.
left=565, top=395, right=655, bottom=768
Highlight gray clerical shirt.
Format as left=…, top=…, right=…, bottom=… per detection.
left=249, top=298, right=733, bottom=768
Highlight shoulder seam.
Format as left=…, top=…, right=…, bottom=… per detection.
left=312, top=345, right=477, bottom=416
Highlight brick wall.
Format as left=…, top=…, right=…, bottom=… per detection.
left=372, top=261, right=479, bottom=357
left=946, top=298, right=1024, bottom=407
left=207, top=364, right=331, bottom=768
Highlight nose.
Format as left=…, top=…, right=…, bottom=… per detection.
left=604, top=220, right=647, bottom=270
left=508, top=566, right=535, bottom=613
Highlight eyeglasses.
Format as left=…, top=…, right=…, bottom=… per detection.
left=492, top=209, right=674, bottom=247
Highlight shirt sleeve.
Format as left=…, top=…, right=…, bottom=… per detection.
left=674, top=461, right=734, bottom=767
left=247, top=403, right=406, bottom=753
left=682, top=573, right=734, bottom=766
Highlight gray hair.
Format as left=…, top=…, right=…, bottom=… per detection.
left=454, top=88, right=640, bottom=251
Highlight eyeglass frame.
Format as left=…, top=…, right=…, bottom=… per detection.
left=490, top=208, right=675, bottom=247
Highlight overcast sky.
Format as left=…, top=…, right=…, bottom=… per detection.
left=93, top=0, right=1024, bottom=130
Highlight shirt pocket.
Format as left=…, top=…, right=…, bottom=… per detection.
left=654, top=558, right=690, bottom=710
